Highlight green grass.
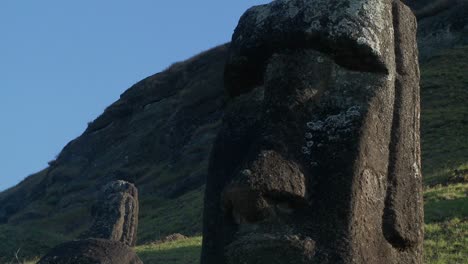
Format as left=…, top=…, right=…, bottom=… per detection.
left=138, top=187, right=204, bottom=243
left=426, top=163, right=468, bottom=187
left=135, top=236, right=202, bottom=264
left=423, top=183, right=468, bottom=263
left=425, top=183, right=468, bottom=223
left=0, top=225, right=68, bottom=263
left=135, top=184, right=468, bottom=264
left=420, top=46, right=468, bottom=186
left=425, top=218, right=468, bottom=264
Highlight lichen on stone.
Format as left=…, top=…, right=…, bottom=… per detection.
left=302, top=106, right=362, bottom=159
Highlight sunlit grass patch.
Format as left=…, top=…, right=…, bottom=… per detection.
left=135, top=236, right=202, bottom=264
left=424, top=183, right=468, bottom=223
left=424, top=218, right=468, bottom=263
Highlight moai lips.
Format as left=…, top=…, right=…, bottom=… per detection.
left=202, top=0, right=423, bottom=263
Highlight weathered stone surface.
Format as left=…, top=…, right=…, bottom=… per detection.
left=202, top=0, right=423, bottom=263
left=37, top=239, right=143, bottom=264
left=224, top=0, right=395, bottom=97
left=81, top=180, right=139, bottom=247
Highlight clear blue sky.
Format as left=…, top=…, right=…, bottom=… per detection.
left=0, top=0, right=271, bottom=191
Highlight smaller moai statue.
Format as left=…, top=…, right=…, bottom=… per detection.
left=83, top=180, right=139, bottom=247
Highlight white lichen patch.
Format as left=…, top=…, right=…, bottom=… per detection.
left=302, top=106, right=362, bottom=160
left=412, top=162, right=421, bottom=179
left=244, top=0, right=395, bottom=60
left=361, top=168, right=386, bottom=202
left=340, top=0, right=389, bottom=56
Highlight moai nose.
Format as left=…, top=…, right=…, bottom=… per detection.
left=223, top=184, right=271, bottom=224
left=222, top=150, right=307, bottom=224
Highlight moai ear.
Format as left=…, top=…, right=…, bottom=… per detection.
left=382, top=0, right=423, bottom=250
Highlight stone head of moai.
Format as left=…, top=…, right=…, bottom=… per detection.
left=82, top=180, right=139, bottom=247
left=202, top=0, right=423, bottom=263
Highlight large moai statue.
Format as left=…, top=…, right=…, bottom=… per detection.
left=201, top=0, right=423, bottom=263
left=82, top=180, right=139, bottom=247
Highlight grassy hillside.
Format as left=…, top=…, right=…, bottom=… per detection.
left=418, top=46, right=468, bottom=263
left=420, top=46, right=468, bottom=186
left=138, top=186, right=204, bottom=243
left=135, top=236, right=202, bottom=264
left=0, top=45, right=228, bottom=263
left=424, top=184, right=468, bottom=263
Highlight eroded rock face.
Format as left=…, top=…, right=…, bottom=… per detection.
left=37, top=239, right=143, bottom=264
left=81, top=180, right=139, bottom=247
left=202, top=0, right=423, bottom=263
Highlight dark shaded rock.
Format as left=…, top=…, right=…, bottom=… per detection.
left=202, top=0, right=423, bottom=263
left=37, top=239, right=143, bottom=264
left=81, top=180, right=139, bottom=247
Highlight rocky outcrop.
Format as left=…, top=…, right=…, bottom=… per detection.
left=202, top=0, right=423, bottom=263
left=81, top=180, right=139, bottom=247
left=37, top=239, right=143, bottom=264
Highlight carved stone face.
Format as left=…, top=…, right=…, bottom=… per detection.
left=202, top=1, right=423, bottom=264
left=218, top=49, right=391, bottom=263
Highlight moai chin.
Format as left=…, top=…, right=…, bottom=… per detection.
left=202, top=0, right=423, bottom=263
